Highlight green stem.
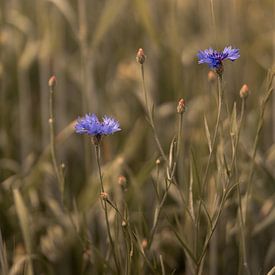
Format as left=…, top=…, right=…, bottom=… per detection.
left=49, top=86, right=62, bottom=189
left=94, top=144, right=120, bottom=274
left=202, top=75, right=223, bottom=192
left=140, top=64, right=168, bottom=164
left=233, top=99, right=249, bottom=275
left=195, top=74, right=223, bottom=262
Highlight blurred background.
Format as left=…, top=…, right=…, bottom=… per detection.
left=0, top=0, right=274, bottom=274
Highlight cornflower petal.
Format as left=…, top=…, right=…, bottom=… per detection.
left=197, top=46, right=240, bottom=69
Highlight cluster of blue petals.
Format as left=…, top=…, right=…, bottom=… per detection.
left=197, top=46, right=240, bottom=69
left=75, top=114, right=121, bottom=136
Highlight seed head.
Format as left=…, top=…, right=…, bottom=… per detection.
left=177, top=98, right=186, bottom=114
left=136, top=48, right=146, bottom=64
left=240, top=84, right=249, bottom=98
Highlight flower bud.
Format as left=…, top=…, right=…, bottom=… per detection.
left=48, top=75, right=57, bottom=88
left=208, top=71, right=217, bottom=83
left=141, top=239, right=148, bottom=250
left=156, top=158, right=161, bottom=165
left=118, top=175, right=127, bottom=187
left=100, top=192, right=109, bottom=200
left=136, top=48, right=146, bottom=64
left=177, top=98, right=186, bottom=114
left=240, top=84, right=249, bottom=98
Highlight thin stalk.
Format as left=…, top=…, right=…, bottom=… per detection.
left=233, top=99, right=249, bottom=274
left=140, top=64, right=168, bottom=164
left=244, top=71, right=274, bottom=222
left=202, top=75, right=223, bottom=192
left=176, top=112, right=183, bottom=160
left=195, top=75, right=223, bottom=263
left=148, top=180, right=173, bottom=248
left=49, top=85, right=62, bottom=187
left=209, top=0, right=217, bottom=45
left=196, top=191, right=226, bottom=271
left=94, top=144, right=120, bottom=274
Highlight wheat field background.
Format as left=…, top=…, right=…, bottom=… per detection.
left=0, top=0, right=274, bottom=274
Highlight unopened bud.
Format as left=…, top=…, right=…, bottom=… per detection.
left=240, top=84, right=249, bottom=98
left=83, top=248, right=92, bottom=261
left=100, top=192, right=109, bottom=200
left=136, top=48, right=146, bottom=64
left=48, top=75, right=57, bottom=88
left=156, top=158, right=161, bottom=165
left=208, top=71, right=217, bottom=83
left=141, top=239, right=148, bottom=250
left=177, top=98, right=186, bottom=114
left=122, top=220, right=127, bottom=227
left=118, top=175, right=127, bottom=187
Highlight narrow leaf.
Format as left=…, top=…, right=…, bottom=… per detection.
left=230, top=102, right=237, bottom=138
left=204, top=115, right=212, bottom=153
left=13, top=188, right=33, bottom=275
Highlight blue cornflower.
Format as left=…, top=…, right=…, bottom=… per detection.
left=197, top=46, right=240, bottom=72
left=75, top=114, right=121, bottom=138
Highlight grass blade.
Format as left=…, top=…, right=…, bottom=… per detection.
left=13, top=188, right=33, bottom=275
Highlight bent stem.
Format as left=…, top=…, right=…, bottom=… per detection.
left=94, top=144, right=120, bottom=274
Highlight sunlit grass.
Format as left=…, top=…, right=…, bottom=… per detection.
left=0, top=0, right=274, bottom=274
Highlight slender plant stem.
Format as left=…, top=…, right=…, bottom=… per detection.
left=209, top=0, right=217, bottom=46
left=233, top=99, right=249, bottom=275
left=176, top=113, right=183, bottom=160
left=49, top=85, right=62, bottom=189
left=94, top=144, right=120, bottom=274
left=140, top=64, right=168, bottom=164
left=202, top=75, right=223, bottom=192
left=244, top=71, right=274, bottom=223
left=195, top=74, right=223, bottom=262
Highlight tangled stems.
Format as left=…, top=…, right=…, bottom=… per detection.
left=94, top=143, right=120, bottom=274
left=202, top=75, right=223, bottom=192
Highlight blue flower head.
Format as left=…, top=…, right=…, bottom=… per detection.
left=75, top=114, right=121, bottom=139
left=197, top=46, right=240, bottom=74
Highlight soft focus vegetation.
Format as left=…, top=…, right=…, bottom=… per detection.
left=0, top=0, right=274, bottom=274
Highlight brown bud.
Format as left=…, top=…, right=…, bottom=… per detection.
left=83, top=248, right=92, bottom=261
left=100, top=192, right=109, bottom=200
left=118, top=175, right=127, bottom=187
left=177, top=98, right=186, bottom=114
left=208, top=71, right=217, bottom=83
left=136, top=48, right=146, bottom=64
left=48, top=75, right=57, bottom=88
left=240, top=84, right=249, bottom=98
left=141, top=239, right=148, bottom=250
